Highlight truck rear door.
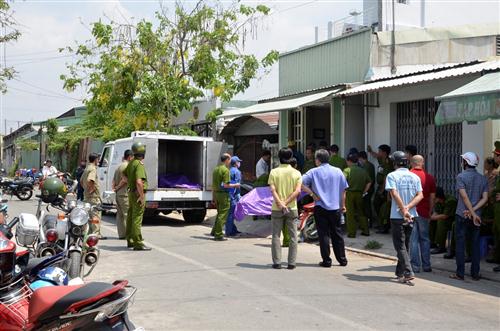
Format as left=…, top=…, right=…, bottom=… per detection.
left=98, top=144, right=114, bottom=195
left=204, top=141, right=224, bottom=190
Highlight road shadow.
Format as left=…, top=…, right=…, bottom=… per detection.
left=236, top=262, right=274, bottom=270
left=98, top=244, right=131, bottom=252
left=356, top=264, right=395, bottom=273
left=343, top=273, right=395, bottom=283
left=190, top=236, right=215, bottom=241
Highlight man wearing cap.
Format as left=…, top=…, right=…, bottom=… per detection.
left=450, top=152, right=488, bottom=281
left=385, top=151, right=423, bottom=284
left=212, top=153, right=240, bottom=241
left=226, top=156, right=242, bottom=237
left=343, top=153, right=372, bottom=238
left=112, top=150, right=134, bottom=240
left=329, top=144, right=347, bottom=170
left=42, top=159, right=58, bottom=179
left=490, top=142, right=500, bottom=272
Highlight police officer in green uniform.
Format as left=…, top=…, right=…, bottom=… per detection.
left=343, top=153, right=372, bottom=238
left=112, top=149, right=133, bottom=239
left=125, top=142, right=151, bottom=251
left=368, top=144, right=393, bottom=233
left=329, top=144, right=347, bottom=170
left=211, top=153, right=240, bottom=241
left=490, top=142, right=500, bottom=272
left=359, top=151, right=376, bottom=226
left=302, top=146, right=316, bottom=174
left=430, top=187, right=458, bottom=254
left=81, top=153, right=105, bottom=238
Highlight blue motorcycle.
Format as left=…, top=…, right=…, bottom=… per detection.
left=0, top=176, right=34, bottom=200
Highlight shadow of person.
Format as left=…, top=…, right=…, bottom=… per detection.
left=98, top=245, right=131, bottom=252
left=343, top=273, right=396, bottom=283
left=190, top=236, right=216, bottom=241
left=236, top=263, right=273, bottom=270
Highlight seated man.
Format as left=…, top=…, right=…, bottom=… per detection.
left=430, top=187, right=457, bottom=255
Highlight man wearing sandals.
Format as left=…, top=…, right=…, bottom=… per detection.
left=450, top=153, right=488, bottom=281
left=385, top=151, right=423, bottom=285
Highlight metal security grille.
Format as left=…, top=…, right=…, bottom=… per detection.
left=397, top=99, right=462, bottom=194
left=291, top=108, right=304, bottom=152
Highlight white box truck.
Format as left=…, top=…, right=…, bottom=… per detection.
left=97, top=131, right=224, bottom=223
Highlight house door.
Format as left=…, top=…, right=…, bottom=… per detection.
left=397, top=99, right=462, bottom=194
left=291, top=108, right=304, bottom=152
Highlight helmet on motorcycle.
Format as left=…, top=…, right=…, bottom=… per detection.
left=30, top=279, right=56, bottom=291
left=40, top=177, right=67, bottom=203
left=37, top=266, right=69, bottom=286
left=131, top=141, right=146, bottom=157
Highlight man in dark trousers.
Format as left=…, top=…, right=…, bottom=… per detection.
left=450, top=152, right=488, bottom=281
left=385, top=151, right=423, bottom=285
left=302, top=149, right=349, bottom=268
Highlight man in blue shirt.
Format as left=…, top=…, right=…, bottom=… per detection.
left=226, top=156, right=243, bottom=237
left=302, top=149, right=349, bottom=268
left=450, top=152, right=488, bottom=281
left=385, top=151, right=423, bottom=284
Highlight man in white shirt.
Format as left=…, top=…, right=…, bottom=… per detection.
left=42, top=159, right=58, bottom=178
left=256, top=150, right=271, bottom=179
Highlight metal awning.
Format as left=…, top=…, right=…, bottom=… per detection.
left=219, top=88, right=341, bottom=118
left=435, top=71, right=500, bottom=125
left=339, top=60, right=500, bottom=96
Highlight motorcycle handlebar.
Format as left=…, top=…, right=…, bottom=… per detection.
left=7, top=216, right=20, bottom=229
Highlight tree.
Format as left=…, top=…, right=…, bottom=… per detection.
left=61, top=1, right=278, bottom=141
left=0, top=0, right=21, bottom=93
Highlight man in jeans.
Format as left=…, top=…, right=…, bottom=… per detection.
left=302, top=149, right=349, bottom=268
left=409, top=155, right=436, bottom=273
left=268, top=148, right=302, bottom=270
left=450, top=152, right=488, bottom=281
left=385, top=151, right=423, bottom=284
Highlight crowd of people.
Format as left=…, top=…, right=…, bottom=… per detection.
left=211, top=140, right=500, bottom=284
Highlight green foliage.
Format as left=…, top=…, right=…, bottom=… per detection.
left=8, top=159, right=19, bottom=177
left=205, top=108, right=223, bottom=123
left=61, top=1, right=278, bottom=141
left=0, top=0, right=21, bottom=93
left=364, top=240, right=383, bottom=250
left=17, top=138, right=38, bottom=151
left=46, top=119, right=59, bottom=141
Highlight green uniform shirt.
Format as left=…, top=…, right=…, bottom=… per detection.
left=362, top=160, right=376, bottom=184
left=376, top=157, right=393, bottom=185
left=113, top=161, right=129, bottom=197
left=302, top=159, right=316, bottom=174
left=329, top=154, right=347, bottom=170
left=268, top=164, right=302, bottom=211
left=81, top=163, right=100, bottom=200
left=126, top=159, right=148, bottom=192
left=434, top=195, right=458, bottom=219
left=343, top=165, right=371, bottom=192
left=495, top=167, right=500, bottom=200
left=212, top=164, right=230, bottom=193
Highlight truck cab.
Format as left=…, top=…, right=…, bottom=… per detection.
left=97, top=131, right=224, bottom=223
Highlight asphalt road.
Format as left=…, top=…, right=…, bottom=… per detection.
left=5, top=198, right=500, bottom=331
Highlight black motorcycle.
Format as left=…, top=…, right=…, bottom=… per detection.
left=0, top=176, right=34, bottom=200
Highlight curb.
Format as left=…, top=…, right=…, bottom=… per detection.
left=345, top=246, right=500, bottom=283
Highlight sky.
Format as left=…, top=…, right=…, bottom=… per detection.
left=0, top=0, right=365, bottom=134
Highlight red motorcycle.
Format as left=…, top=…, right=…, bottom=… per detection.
left=298, top=202, right=318, bottom=242
left=0, top=217, right=140, bottom=331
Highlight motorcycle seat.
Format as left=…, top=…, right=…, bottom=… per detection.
left=29, top=282, right=118, bottom=323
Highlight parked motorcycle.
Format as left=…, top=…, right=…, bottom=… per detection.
left=298, top=202, right=318, bottom=242
left=0, top=176, right=34, bottom=201
left=0, top=217, right=140, bottom=331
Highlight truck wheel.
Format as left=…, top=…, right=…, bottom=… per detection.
left=183, top=209, right=207, bottom=223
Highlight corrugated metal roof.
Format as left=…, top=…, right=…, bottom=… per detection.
left=219, top=88, right=341, bottom=118
left=339, top=60, right=500, bottom=96
left=436, top=71, right=500, bottom=100
left=365, top=61, right=480, bottom=81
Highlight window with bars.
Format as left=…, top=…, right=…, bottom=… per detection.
left=291, top=108, right=304, bottom=152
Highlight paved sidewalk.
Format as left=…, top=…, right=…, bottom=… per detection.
left=208, top=211, right=500, bottom=282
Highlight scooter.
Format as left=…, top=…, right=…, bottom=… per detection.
left=0, top=217, right=140, bottom=331
left=298, top=202, right=318, bottom=242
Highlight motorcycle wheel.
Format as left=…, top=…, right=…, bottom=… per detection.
left=302, top=215, right=319, bottom=242
left=68, top=251, right=82, bottom=279
left=16, top=187, right=33, bottom=201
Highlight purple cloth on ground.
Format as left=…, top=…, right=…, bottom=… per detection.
left=234, top=187, right=308, bottom=221
left=158, top=174, right=201, bottom=190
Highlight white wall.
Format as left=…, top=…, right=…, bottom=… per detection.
left=367, top=0, right=500, bottom=31
left=368, top=74, right=481, bottom=153
left=462, top=121, right=486, bottom=164
left=173, top=99, right=218, bottom=126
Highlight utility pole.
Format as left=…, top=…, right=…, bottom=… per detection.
left=390, top=0, right=397, bottom=74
